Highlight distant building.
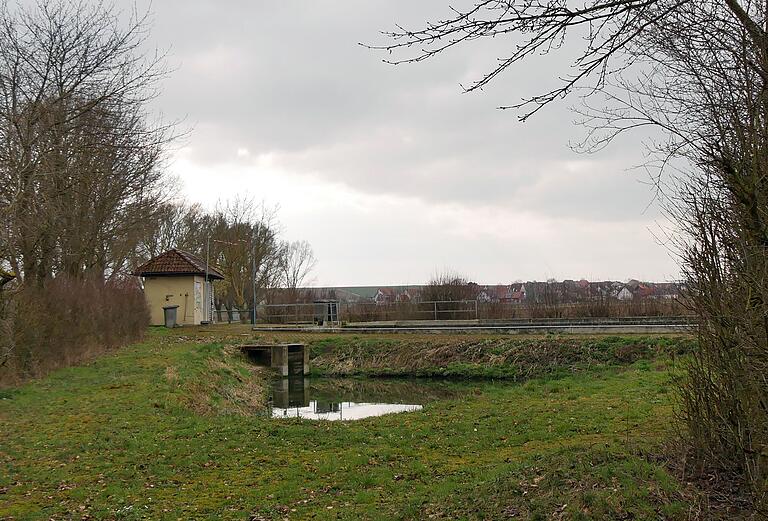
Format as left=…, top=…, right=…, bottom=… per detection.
left=652, top=282, right=681, bottom=299
left=616, top=286, right=633, bottom=301
left=510, top=282, right=527, bottom=303
left=374, top=288, right=396, bottom=305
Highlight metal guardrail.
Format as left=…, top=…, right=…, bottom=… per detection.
left=214, top=299, right=694, bottom=327
left=255, top=302, right=316, bottom=324
left=474, top=316, right=695, bottom=326
left=255, top=300, right=481, bottom=324
left=250, top=315, right=697, bottom=335
left=340, top=299, right=479, bottom=321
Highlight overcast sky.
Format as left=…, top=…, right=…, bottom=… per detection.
left=127, top=0, right=678, bottom=286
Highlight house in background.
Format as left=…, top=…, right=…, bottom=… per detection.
left=373, top=287, right=396, bottom=305
left=616, top=286, right=634, bottom=301
left=395, top=288, right=413, bottom=303
left=510, top=282, right=526, bottom=303
left=133, top=249, right=224, bottom=326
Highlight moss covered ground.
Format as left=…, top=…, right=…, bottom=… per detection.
left=0, top=326, right=701, bottom=519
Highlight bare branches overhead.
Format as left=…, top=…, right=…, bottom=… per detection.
left=371, top=0, right=768, bottom=121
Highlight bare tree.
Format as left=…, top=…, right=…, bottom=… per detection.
left=279, top=240, right=317, bottom=301
left=208, top=198, right=282, bottom=312
left=153, top=197, right=283, bottom=313
left=421, top=270, right=478, bottom=302
left=373, top=0, right=767, bottom=126
left=0, top=0, right=174, bottom=283
left=0, top=267, right=15, bottom=368
left=136, top=201, right=203, bottom=262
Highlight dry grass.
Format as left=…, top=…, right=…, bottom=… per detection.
left=305, top=334, right=695, bottom=379
left=181, top=346, right=268, bottom=416
left=164, top=365, right=179, bottom=382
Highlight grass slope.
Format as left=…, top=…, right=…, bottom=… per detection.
left=1, top=327, right=693, bottom=520
left=303, top=333, right=694, bottom=379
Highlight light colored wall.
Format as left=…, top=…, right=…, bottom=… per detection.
left=192, top=275, right=205, bottom=324
left=144, top=275, right=206, bottom=326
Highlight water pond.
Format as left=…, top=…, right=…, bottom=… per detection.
left=269, top=376, right=485, bottom=421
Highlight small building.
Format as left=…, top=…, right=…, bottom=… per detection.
left=133, top=249, right=224, bottom=326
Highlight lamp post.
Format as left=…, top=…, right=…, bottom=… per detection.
left=205, top=236, right=211, bottom=323
left=252, top=242, right=257, bottom=325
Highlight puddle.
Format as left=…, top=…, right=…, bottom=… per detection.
left=269, top=377, right=468, bottom=421
left=271, top=398, right=422, bottom=421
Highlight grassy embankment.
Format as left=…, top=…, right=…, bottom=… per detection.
left=0, top=326, right=703, bottom=520
left=301, top=333, right=694, bottom=379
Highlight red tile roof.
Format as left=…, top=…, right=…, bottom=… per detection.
left=133, top=249, right=224, bottom=279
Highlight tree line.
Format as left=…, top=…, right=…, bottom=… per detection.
left=0, top=1, right=171, bottom=283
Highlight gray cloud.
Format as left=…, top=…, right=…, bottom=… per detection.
left=29, top=0, right=677, bottom=282
left=139, top=0, right=660, bottom=221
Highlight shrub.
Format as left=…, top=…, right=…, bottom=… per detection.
left=0, top=276, right=148, bottom=386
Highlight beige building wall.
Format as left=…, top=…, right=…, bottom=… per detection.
left=143, top=275, right=206, bottom=326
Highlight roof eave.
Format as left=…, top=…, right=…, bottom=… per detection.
left=135, top=271, right=225, bottom=280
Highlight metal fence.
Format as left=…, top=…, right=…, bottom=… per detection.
left=250, top=300, right=479, bottom=324
left=209, top=305, right=311, bottom=325
left=255, top=302, right=317, bottom=325
left=213, top=308, right=254, bottom=324
left=212, top=297, right=691, bottom=325
left=341, top=300, right=478, bottom=322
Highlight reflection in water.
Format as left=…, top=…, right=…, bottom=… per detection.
left=271, top=399, right=422, bottom=421
left=268, top=376, right=448, bottom=421
left=272, top=376, right=311, bottom=408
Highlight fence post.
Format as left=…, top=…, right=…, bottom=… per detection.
left=474, top=300, right=478, bottom=320
left=434, top=301, right=437, bottom=321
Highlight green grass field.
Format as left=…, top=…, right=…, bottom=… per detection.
left=0, top=326, right=695, bottom=520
